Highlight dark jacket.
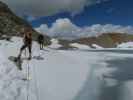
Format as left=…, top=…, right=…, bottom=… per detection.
left=38, top=34, right=44, bottom=44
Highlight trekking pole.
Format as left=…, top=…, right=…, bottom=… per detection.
left=26, top=60, right=30, bottom=100
left=33, top=63, right=40, bottom=100
left=25, top=49, right=27, bottom=57
left=32, top=48, right=40, bottom=100
left=25, top=43, right=40, bottom=100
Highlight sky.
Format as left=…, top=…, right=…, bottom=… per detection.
left=1, top=0, right=133, bottom=27
left=1, top=0, right=133, bottom=38
left=31, top=0, right=133, bottom=28
left=28, top=0, right=133, bottom=27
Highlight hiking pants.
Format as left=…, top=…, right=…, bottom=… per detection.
left=20, top=43, right=32, bottom=54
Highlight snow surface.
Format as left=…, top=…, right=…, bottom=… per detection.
left=0, top=49, right=26, bottom=100
left=117, top=42, right=133, bottom=48
left=92, top=44, right=104, bottom=49
left=48, top=38, right=62, bottom=49
left=70, top=43, right=91, bottom=50
left=0, top=37, right=133, bottom=100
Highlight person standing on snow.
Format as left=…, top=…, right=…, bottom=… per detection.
left=17, top=28, right=32, bottom=60
left=37, top=34, right=44, bottom=50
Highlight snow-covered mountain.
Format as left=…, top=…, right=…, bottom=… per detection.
left=57, top=33, right=133, bottom=49
left=35, top=18, right=133, bottom=48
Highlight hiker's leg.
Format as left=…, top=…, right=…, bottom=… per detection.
left=18, top=44, right=27, bottom=58
left=42, top=43, right=44, bottom=49
left=42, top=43, right=43, bottom=49
left=41, top=42, right=44, bottom=50
left=40, top=43, right=41, bottom=50
left=28, top=44, right=32, bottom=59
left=40, top=43, right=42, bottom=49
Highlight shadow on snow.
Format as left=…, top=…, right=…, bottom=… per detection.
left=73, top=56, right=133, bottom=100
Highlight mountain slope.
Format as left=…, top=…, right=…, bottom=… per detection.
left=58, top=33, right=133, bottom=48
left=0, top=1, right=51, bottom=45
left=0, top=1, right=32, bottom=36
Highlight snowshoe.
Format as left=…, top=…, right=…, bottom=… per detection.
left=8, top=56, right=22, bottom=70
left=33, top=56, right=44, bottom=60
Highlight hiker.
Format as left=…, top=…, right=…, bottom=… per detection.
left=17, top=28, right=32, bottom=60
left=37, top=34, right=44, bottom=50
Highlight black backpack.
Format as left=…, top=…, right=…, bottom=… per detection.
left=38, top=34, right=44, bottom=43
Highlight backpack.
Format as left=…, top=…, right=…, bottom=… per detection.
left=38, top=34, right=44, bottom=43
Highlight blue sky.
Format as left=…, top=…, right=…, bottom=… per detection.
left=29, top=0, right=133, bottom=27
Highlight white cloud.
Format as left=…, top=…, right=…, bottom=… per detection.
left=49, top=18, right=80, bottom=37
left=0, top=0, right=106, bottom=16
left=35, top=18, right=133, bottom=39
left=36, top=18, right=81, bottom=39
left=77, top=24, right=133, bottom=37
left=36, top=24, right=49, bottom=34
